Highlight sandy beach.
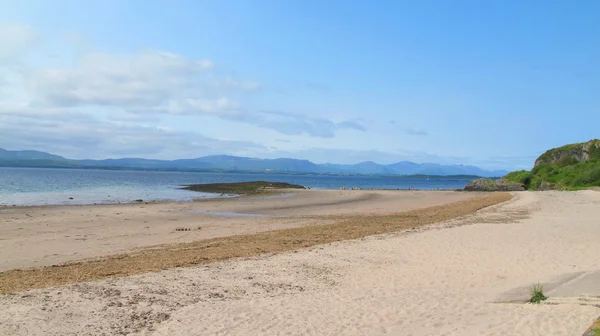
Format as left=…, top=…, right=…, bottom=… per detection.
left=1, top=190, right=599, bottom=335
left=0, top=190, right=474, bottom=271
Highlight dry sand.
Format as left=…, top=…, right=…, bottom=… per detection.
left=1, top=190, right=600, bottom=335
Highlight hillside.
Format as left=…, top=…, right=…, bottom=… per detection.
left=0, top=148, right=507, bottom=177
left=504, top=139, right=600, bottom=190
left=0, top=149, right=67, bottom=162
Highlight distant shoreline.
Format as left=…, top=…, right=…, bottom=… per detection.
left=0, top=165, right=491, bottom=179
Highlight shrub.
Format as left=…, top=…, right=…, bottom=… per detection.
left=504, top=170, right=533, bottom=189
left=530, top=283, right=547, bottom=304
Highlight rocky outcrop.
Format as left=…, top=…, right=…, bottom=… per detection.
left=534, top=139, right=600, bottom=167
left=464, top=178, right=525, bottom=192
left=537, top=181, right=558, bottom=191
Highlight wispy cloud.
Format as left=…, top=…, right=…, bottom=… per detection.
left=405, top=127, right=428, bottom=136
left=0, top=23, right=40, bottom=61
left=0, top=106, right=264, bottom=159
left=2, top=24, right=362, bottom=139
left=337, top=119, right=367, bottom=132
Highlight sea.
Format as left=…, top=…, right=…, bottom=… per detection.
left=0, top=167, right=475, bottom=206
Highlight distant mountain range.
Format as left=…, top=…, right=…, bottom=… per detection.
left=0, top=148, right=508, bottom=177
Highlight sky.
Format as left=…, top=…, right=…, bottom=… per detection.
left=0, top=0, right=598, bottom=171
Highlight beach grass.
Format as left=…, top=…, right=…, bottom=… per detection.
left=0, top=192, right=512, bottom=294
left=529, top=283, right=547, bottom=304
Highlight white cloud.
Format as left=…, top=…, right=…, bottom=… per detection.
left=157, top=98, right=239, bottom=115
left=7, top=40, right=361, bottom=138
left=23, top=50, right=214, bottom=107
left=0, top=23, right=40, bottom=61
left=0, top=23, right=372, bottom=162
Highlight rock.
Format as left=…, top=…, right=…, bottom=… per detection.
left=537, top=181, right=558, bottom=191
left=534, top=139, right=600, bottom=167
left=464, top=178, right=525, bottom=192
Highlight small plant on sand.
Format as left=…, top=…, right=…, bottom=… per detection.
left=529, top=283, right=547, bottom=304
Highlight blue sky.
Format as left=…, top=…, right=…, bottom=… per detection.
left=0, top=0, right=598, bottom=170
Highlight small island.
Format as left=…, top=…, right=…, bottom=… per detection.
left=181, top=181, right=306, bottom=195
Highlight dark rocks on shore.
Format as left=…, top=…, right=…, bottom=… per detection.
left=464, top=178, right=525, bottom=192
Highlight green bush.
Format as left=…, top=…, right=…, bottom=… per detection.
left=572, top=164, right=600, bottom=186
left=503, top=170, right=533, bottom=189
left=530, top=283, right=547, bottom=304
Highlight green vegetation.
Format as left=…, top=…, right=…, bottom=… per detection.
left=503, top=170, right=533, bottom=186
left=385, top=174, right=484, bottom=179
left=589, top=318, right=600, bottom=336
left=181, top=181, right=306, bottom=195
left=529, top=283, right=547, bottom=304
left=504, top=161, right=600, bottom=190
left=504, top=140, right=600, bottom=190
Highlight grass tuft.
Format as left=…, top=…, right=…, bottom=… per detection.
left=529, top=283, right=547, bottom=304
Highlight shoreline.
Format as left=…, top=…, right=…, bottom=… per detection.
left=0, top=187, right=468, bottom=209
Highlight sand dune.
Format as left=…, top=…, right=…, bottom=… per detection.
left=1, top=191, right=599, bottom=335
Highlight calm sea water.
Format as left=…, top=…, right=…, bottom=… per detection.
left=0, top=168, right=474, bottom=206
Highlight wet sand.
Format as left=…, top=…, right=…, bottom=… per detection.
left=0, top=190, right=474, bottom=271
